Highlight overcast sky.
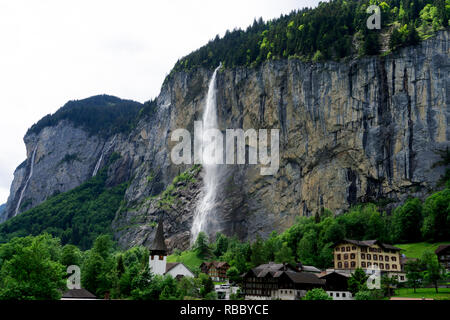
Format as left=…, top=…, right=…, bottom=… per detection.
left=0, top=0, right=321, bottom=204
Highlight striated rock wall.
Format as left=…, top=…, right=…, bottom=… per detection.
left=2, top=31, right=449, bottom=250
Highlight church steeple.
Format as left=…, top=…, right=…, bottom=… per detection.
left=149, top=221, right=167, bottom=275
left=150, top=221, right=167, bottom=255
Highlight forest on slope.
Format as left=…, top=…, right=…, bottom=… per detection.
left=168, top=0, right=449, bottom=78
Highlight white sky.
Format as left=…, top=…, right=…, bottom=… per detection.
left=0, top=0, right=321, bottom=204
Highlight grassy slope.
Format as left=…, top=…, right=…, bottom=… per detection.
left=394, top=242, right=450, bottom=259
left=167, top=250, right=203, bottom=272
left=394, top=288, right=450, bottom=300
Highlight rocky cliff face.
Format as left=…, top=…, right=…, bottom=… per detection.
left=2, top=31, right=449, bottom=250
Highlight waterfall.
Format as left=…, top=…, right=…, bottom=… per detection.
left=191, top=64, right=223, bottom=243
left=14, top=145, right=38, bottom=217
left=92, top=153, right=104, bottom=177
left=92, top=136, right=117, bottom=177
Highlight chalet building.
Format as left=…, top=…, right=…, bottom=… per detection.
left=435, top=244, right=450, bottom=272
left=241, top=262, right=325, bottom=300
left=318, top=271, right=353, bottom=300
left=332, top=239, right=406, bottom=282
left=149, top=222, right=194, bottom=278
left=200, top=261, right=230, bottom=282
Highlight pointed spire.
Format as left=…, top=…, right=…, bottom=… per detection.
left=150, top=221, right=167, bottom=254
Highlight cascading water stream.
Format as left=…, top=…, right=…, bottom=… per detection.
left=92, top=135, right=117, bottom=177
left=14, top=145, right=38, bottom=217
left=191, top=64, right=223, bottom=243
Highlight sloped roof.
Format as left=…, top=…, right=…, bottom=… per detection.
left=242, top=262, right=325, bottom=285
left=201, top=261, right=230, bottom=269
left=302, top=265, right=321, bottom=273
left=166, top=262, right=180, bottom=273
left=150, top=222, right=167, bottom=252
left=62, top=288, right=96, bottom=299
left=318, top=271, right=351, bottom=279
left=280, top=271, right=325, bottom=285
left=435, top=244, right=450, bottom=255
left=165, top=262, right=194, bottom=276
left=333, top=239, right=401, bottom=251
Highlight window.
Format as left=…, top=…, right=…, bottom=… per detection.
left=400, top=276, right=405, bottom=281
left=344, top=262, right=349, bottom=268
left=337, top=254, right=341, bottom=260
left=378, top=248, right=382, bottom=253
left=379, top=255, right=383, bottom=261
left=351, top=261, right=356, bottom=268
left=367, top=262, right=372, bottom=267
left=374, top=263, right=378, bottom=267
left=385, top=256, right=389, bottom=262
left=159, top=255, right=164, bottom=260
left=393, top=264, right=397, bottom=269
left=330, top=292, right=333, bottom=297
left=343, top=293, right=346, bottom=298
left=373, top=255, right=378, bottom=261
left=361, top=262, right=366, bottom=268
left=392, top=256, right=397, bottom=262
left=336, top=293, right=340, bottom=297
left=352, top=246, right=356, bottom=250
left=361, top=253, right=366, bottom=259
left=341, top=247, right=346, bottom=252
left=367, top=254, right=371, bottom=260
left=386, top=264, right=390, bottom=270
left=350, top=253, right=355, bottom=259
left=346, top=247, right=350, bottom=252
left=361, top=247, right=367, bottom=253
left=151, top=255, right=154, bottom=260
left=380, top=263, right=384, bottom=269
left=338, top=262, right=342, bottom=268
left=344, top=254, right=348, bottom=259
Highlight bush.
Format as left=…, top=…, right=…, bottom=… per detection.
left=304, top=288, right=332, bottom=300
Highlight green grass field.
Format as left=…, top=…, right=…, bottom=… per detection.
left=167, top=250, right=202, bottom=272
left=394, top=242, right=450, bottom=259
left=393, top=287, right=450, bottom=300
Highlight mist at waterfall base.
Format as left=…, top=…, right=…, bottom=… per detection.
left=190, top=65, right=226, bottom=244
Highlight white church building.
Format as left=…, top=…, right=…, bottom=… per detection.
left=149, top=222, right=194, bottom=278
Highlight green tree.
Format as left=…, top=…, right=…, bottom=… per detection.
left=421, top=250, right=445, bottom=293
left=391, top=198, right=423, bottom=243
left=421, top=188, right=450, bottom=241
left=381, top=275, right=398, bottom=297
left=226, top=266, right=241, bottom=284
left=348, top=268, right=368, bottom=295
left=81, top=235, right=116, bottom=298
left=61, top=244, right=82, bottom=267
left=0, top=235, right=65, bottom=300
left=250, top=236, right=267, bottom=267
left=275, top=242, right=295, bottom=265
left=304, top=288, right=332, bottom=300
left=405, top=259, right=424, bottom=293
left=193, top=232, right=210, bottom=259
left=213, top=232, right=229, bottom=258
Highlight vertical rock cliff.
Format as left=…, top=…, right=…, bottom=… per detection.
left=2, top=31, right=449, bottom=251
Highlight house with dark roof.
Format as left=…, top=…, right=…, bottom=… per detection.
left=61, top=288, right=96, bottom=300
left=435, top=244, right=450, bottom=272
left=241, top=262, right=325, bottom=300
left=331, top=239, right=406, bottom=282
left=149, top=222, right=194, bottom=278
left=318, top=271, right=353, bottom=300
left=200, top=261, right=230, bottom=282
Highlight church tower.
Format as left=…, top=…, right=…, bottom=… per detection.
left=149, top=221, right=167, bottom=275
